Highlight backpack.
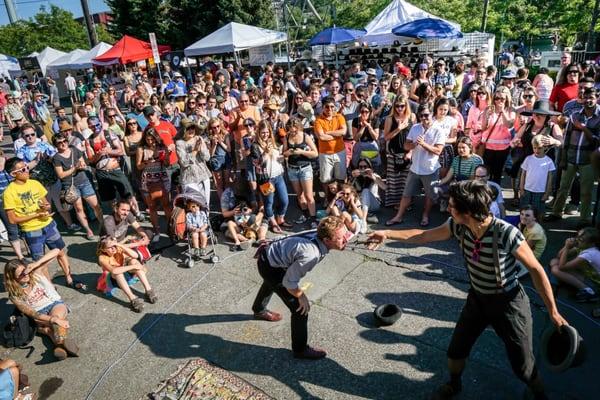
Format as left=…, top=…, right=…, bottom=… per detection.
left=169, top=206, right=187, bottom=241
left=2, top=308, right=36, bottom=348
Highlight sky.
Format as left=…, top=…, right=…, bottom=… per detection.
left=0, top=0, right=110, bottom=26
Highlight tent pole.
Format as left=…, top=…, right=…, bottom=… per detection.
left=335, top=44, right=339, bottom=69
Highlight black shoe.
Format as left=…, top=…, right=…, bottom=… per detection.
left=430, top=382, right=461, bottom=400
left=293, top=345, right=327, bottom=360
left=575, top=289, right=599, bottom=303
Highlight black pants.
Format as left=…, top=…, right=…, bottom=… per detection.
left=447, top=285, right=538, bottom=384
left=252, top=248, right=308, bottom=352
left=483, top=148, right=511, bottom=185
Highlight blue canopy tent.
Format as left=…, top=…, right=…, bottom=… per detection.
left=309, top=26, right=366, bottom=67
left=392, top=17, right=463, bottom=39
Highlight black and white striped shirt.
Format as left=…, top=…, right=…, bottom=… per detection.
left=449, top=217, right=524, bottom=295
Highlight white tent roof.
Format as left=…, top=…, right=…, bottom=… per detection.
left=35, top=46, right=67, bottom=75
left=46, top=49, right=87, bottom=71
left=0, top=54, right=21, bottom=77
left=363, top=0, right=460, bottom=45
left=68, top=42, right=112, bottom=69
left=184, top=22, right=287, bottom=57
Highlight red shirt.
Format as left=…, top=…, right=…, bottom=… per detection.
left=146, top=120, right=178, bottom=165
left=549, top=82, right=579, bottom=112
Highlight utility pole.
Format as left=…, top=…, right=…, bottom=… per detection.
left=587, top=0, right=600, bottom=53
left=481, top=0, right=490, bottom=33
left=5, top=0, right=18, bottom=23
left=80, top=0, right=98, bottom=47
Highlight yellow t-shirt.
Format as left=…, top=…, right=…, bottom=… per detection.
left=3, top=179, right=52, bottom=232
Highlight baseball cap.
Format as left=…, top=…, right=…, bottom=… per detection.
left=143, top=106, right=156, bottom=117
left=398, top=66, right=411, bottom=76
left=500, top=52, right=514, bottom=63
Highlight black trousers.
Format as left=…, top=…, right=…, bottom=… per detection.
left=447, top=285, right=538, bottom=384
left=483, top=148, right=511, bottom=185
left=252, top=248, right=308, bottom=352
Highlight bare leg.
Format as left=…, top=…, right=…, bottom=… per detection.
left=56, top=249, right=73, bottom=284
left=301, top=178, right=316, bottom=217
left=10, top=240, right=24, bottom=260
left=113, top=273, right=138, bottom=301
left=390, top=196, right=412, bottom=222
left=73, top=198, right=93, bottom=236
left=191, top=231, right=199, bottom=249
left=550, top=259, right=588, bottom=290
left=200, top=232, right=208, bottom=248
left=422, top=195, right=434, bottom=223
left=84, top=194, right=104, bottom=225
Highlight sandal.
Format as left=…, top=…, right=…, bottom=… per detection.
left=279, top=221, right=294, bottom=229
left=145, top=289, right=158, bottom=304
left=385, top=218, right=403, bottom=226
left=66, top=279, right=87, bottom=292
left=420, top=218, right=429, bottom=227
left=130, top=297, right=144, bottom=313
left=271, top=225, right=283, bottom=234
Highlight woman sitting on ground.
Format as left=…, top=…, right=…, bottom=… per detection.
left=550, top=227, right=600, bottom=303
left=349, top=157, right=386, bottom=224
left=326, top=183, right=366, bottom=234
left=97, top=237, right=158, bottom=313
left=3, top=249, right=79, bottom=361
left=516, top=205, right=547, bottom=278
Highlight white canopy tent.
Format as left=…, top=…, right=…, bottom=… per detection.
left=66, top=42, right=112, bottom=70
left=363, top=0, right=460, bottom=45
left=0, top=54, right=21, bottom=77
left=184, top=22, right=287, bottom=57
left=35, top=47, right=67, bottom=75
left=46, top=49, right=87, bottom=73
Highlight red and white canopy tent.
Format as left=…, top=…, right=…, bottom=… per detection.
left=92, top=35, right=170, bottom=65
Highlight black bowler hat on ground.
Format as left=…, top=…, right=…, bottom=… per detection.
left=373, top=304, right=403, bottom=326
left=540, top=324, right=585, bottom=372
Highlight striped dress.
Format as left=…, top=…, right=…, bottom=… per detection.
left=449, top=217, right=525, bottom=295
left=385, top=118, right=412, bottom=207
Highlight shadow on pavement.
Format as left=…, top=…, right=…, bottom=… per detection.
left=132, top=312, right=426, bottom=400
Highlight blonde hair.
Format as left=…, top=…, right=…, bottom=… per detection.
left=531, top=134, right=545, bottom=148
left=392, top=94, right=412, bottom=120
left=4, top=259, right=38, bottom=300
left=317, top=216, right=345, bottom=241
left=256, top=120, right=276, bottom=149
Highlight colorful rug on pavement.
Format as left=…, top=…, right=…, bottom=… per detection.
left=147, top=358, right=273, bottom=400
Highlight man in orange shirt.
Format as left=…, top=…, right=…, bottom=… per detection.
left=314, top=96, right=347, bottom=196
left=232, top=93, right=261, bottom=171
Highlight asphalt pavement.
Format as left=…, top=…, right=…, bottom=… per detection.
left=1, top=199, right=598, bottom=400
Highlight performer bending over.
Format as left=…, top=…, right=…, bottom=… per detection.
left=368, top=180, right=567, bottom=399
left=252, top=216, right=349, bottom=360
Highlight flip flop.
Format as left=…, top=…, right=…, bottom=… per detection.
left=385, top=219, right=403, bottom=226
left=66, top=279, right=87, bottom=292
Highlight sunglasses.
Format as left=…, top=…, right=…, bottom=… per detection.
left=471, top=239, right=482, bottom=262
left=522, top=94, right=534, bottom=99
left=477, top=92, right=486, bottom=95
left=342, top=192, right=351, bottom=196
left=419, top=113, right=431, bottom=119
left=12, top=165, right=29, bottom=174
left=127, top=122, right=137, bottom=125
left=23, top=133, right=36, bottom=138
left=395, top=103, right=406, bottom=108
left=197, top=103, right=207, bottom=106
left=107, top=114, right=116, bottom=117
left=567, top=70, right=579, bottom=75
left=55, top=140, right=67, bottom=145
left=239, top=100, right=249, bottom=103
left=494, top=97, right=505, bottom=101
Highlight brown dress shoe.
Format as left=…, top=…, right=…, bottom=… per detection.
left=293, top=346, right=327, bottom=360
left=253, top=310, right=282, bottom=322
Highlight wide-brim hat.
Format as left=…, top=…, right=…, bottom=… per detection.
left=540, top=324, right=585, bottom=372
left=263, top=100, right=279, bottom=111
left=520, top=100, right=562, bottom=117
left=373, top=304, right=402, bottom=326
left=59, top=120, right=73, bottom=132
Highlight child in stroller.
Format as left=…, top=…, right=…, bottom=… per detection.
left=186, top=199, right=209, bottom=257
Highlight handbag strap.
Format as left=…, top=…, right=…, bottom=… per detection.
left=482, top=111, right=501, bottom=144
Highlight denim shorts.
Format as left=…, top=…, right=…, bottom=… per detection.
left=64, top=180, right=96, bottom=200
left=287, top=164, right=313, bottom=182
left=23, top=220, right=66, bottom=261
left=37, top=300, right=65, bottom=316
left=0, top=369, right=14, bottom=400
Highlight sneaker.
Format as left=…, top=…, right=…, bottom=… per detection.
left=366, top=214, right=379, bottom=224
left=294, top=215, right=307, bottom=224
left=439, top=199, right=448, bottom=213
left=575, top=289, right=599, bottom=303
left=199, top=248, right=207, bottom=257
left=310, top=220, right=318, bottom=229
left=151, top=234, right=161, bottom=245
left=67, top=223, right=81, bottom=231
left=135, top=212, right=145, bottom=222
left=565, top=204, right=579, bottom=215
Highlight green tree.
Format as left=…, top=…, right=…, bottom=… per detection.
left=107, top=0, right=275, bottom=50
left=0, top=5, right=108, bottom=56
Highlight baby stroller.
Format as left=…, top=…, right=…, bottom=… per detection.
left=170, top=185, right=219, bottom=267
